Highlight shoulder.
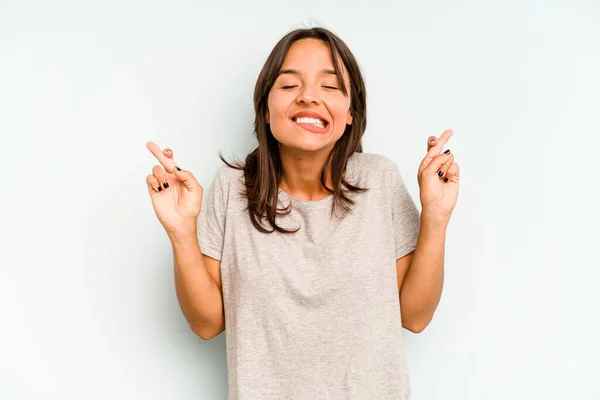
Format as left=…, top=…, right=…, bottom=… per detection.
left=212, top=163, right=244, bottom=187
left=348, top=152, right=398, bottom=169
left=203, top=164, right=246, bottom=203
left=216, top=163, right=243, bottom=178
left=347, top=152, right=404, bottom=184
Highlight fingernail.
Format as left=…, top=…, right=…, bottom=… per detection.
left=444, top=149, right=451, bottom=155
left=158, top=186, right=162, bottom=192
left=175, top=166, right=181, bottom=171
left=163, top=182, right=169, bottom=189
left=430, top=138, right=436, bottom=142
left=444, top=177, right=449, bottom=182
left=438, top=170, right=444, bottom=177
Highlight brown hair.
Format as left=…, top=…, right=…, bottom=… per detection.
left=221, top=27, right=368, bottom=233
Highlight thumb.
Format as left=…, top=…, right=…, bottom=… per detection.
left=172, top=166, right=201, bottom=192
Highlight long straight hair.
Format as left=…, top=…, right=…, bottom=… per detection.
left=221, top=27, right=368, bottom=233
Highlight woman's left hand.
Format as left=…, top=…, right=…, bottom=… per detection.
left=417, top=129, right=460, bottom=224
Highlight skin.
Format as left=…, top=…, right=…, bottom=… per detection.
left=266, top=38, right=354, bottom=201
left=396, top=130, right=460, bottom=333
left=145, top=39, right=461, bottom=336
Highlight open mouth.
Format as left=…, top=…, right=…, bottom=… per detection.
left=292, top=117, right=329, bottom=129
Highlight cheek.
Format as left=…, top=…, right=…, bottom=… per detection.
left=326, top=95, right=352, bottom=125
left=267, top=92, right=290, bottom=121
left=266, top=94, right=291, bottom=141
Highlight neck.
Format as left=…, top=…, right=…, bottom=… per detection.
left=278, top=145, right=333, bottom=201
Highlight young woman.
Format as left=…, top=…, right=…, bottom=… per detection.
left=145, top=27, right=459, bottom=400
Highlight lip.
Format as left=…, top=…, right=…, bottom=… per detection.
left=290, top=110, right=331, bottom=126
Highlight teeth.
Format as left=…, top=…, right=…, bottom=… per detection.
left=295, top=117, right=326, bottom=128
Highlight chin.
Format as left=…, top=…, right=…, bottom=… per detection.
left=278, top=136, right=337, bottom=154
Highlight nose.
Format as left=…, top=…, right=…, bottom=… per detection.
left=296, top=83, right=321, bottom=105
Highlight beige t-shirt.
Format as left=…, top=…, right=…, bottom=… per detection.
left=198, top=152, right=421, bottom=400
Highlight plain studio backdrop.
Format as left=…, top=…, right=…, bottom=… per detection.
left=1, top=1, right=599, bottom=399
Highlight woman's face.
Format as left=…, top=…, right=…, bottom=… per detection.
left=266, top=38, right=353, bottom=155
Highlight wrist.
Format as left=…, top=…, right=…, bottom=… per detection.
left=420, top=209, right=450, bottom=231
left=166, top=222, right=198, bottom=245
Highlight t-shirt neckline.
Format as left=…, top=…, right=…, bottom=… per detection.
left=278, top=189, right=334, bottom=209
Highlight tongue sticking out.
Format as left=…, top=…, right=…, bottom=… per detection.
left=293, top=117, right=329, bottom=134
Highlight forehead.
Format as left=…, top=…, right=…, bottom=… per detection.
left=280, top=38, right=348, bottom=77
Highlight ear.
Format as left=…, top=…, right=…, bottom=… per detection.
left=346, top=111, right=353, bottom=125
left=265, top=110, right=270, bottom=124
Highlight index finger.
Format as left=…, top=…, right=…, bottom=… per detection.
left=146, top=141, right=176, bottom=172
left=426, top=129, right=453, bottom=156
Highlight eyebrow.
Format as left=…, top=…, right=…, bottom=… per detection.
left=278, top=68, right=337, bottom=76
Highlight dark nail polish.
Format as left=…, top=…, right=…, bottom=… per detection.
left=163, top=182, right=169, bottom=189
left=158, top=186, right=162, bottom=192
left=444, top=149, right=451, bottom=155
left=444, top=177, right=449, bottom=182
left=176, top=166, right=181, bottom=171
left=438, top=170, right=444, bottom=177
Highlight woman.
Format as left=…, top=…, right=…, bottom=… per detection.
left=145, top=27, right=459, bottom=400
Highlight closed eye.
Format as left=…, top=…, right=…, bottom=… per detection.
left=323, top=86, right=340, bottom=90
left=281, top=85, right=297, bottom=89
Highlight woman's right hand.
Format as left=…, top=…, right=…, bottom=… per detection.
left=145, top=141, right=203, bottom=235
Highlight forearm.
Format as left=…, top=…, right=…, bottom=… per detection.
left=400, top=213, right=447, bottom=331
left=169, top=228, right=223, bottom=338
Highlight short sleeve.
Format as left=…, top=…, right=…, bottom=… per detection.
left=389, top=162, right=421, bottom=260
left=197, top=168, right=227, bottom=261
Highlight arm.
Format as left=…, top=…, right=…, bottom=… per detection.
left=396, top=212, right=447, bottom=333
left=169, top=228, right=225, bottom=340
left=397, top=129, right=459, bottom=333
